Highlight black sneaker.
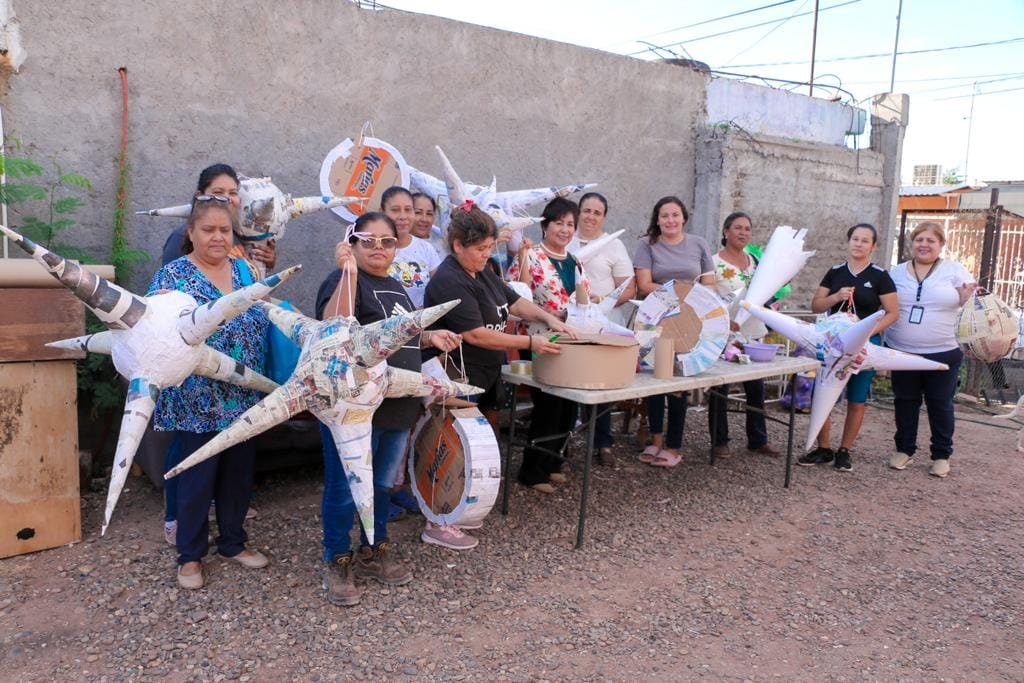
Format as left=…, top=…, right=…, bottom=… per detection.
left=833, top=448, right=853, bottom=472
left=797, top=447, right=834, bottom=466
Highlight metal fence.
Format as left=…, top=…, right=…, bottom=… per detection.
left=896, top=197, right=1024, bottom=402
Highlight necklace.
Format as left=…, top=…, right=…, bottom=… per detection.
left=540, top=242, right=567, bottom=259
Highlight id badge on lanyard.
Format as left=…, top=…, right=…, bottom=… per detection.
left=909, top=305, right=924, bottom=324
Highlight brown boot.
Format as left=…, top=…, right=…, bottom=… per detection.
left=354, top=541, right=412, bottom=586
left=323, top=553, right=363, bottom=606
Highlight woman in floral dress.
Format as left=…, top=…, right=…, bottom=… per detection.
left=508, top=197, right=591, bottom=492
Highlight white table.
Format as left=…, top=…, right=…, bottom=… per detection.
left=499, top=356, right=820, bottom=548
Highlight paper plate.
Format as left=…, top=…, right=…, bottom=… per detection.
left=633, top=281, right=730, bottom=375
left=319, top=135, right=409, bottom=223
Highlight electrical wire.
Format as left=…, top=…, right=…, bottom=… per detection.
left=842, top=71, right=1024, bottom=85
left=934, top=85, right=1024, bottom=101
left=626, top=0, right=860, bottom=56
left=602, top=0, right=797, bottom=50
left=723, top=0, right=811, bottom=65
left=723, top=36, right=1024, bottom=68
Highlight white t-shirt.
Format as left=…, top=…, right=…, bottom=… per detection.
left=568, top=233, right=633, bottom=297
left=712, top=252, right=768, bottom=341
left=885, top=259, right=974, bottom=354
left=388, top=235, right=442, bottom=308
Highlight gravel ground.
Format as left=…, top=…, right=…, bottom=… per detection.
left=1, top=400, right=1022, bottom=682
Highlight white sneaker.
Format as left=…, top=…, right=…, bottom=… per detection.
left=929, top=459, right=950, bottom=478
left=889, top=452, right=913, bottom=470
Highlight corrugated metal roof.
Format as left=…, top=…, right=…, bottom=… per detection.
left=899, top=183, right=972, bottom=196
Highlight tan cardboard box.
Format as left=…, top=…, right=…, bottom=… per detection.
left=532, top=334, right=639, bottom=390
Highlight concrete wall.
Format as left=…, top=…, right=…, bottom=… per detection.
left=692, top=128, right=887, bottom=304
left=707, top=79, right=866, bottom=147
left=2, top=0, right=707, bottom=307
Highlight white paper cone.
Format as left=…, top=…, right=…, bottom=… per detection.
left=735, top=226, right=814, bottom=326
left=193, top=345, right=279, bottom=393
left=835, top=311, right=883, bottom=355
left=805, top=372, right=849, bottom=452
left=101, top=377, right=158, bottom=535
left=260, top=300, right=318, bottom=347
left=574, top=230, right=625, bottom=265
left=47, top=331, right=114, bottom=355
left=177, top=265, right=301, bottom=345
left=863, top=345, right=950, bottom=372
left=289, top=195, right=359, bottom=218
left=165, top=381, right=301, bottom=479
left=324, top=415, right=376, bottom=546
left=437, top=146, right=469, bottom=206
left=741, top=302, right=821, bottom=352
left=384, top=367, right=482, bottom=399
left=351, top=299, right=460, bottom=366
left=1, top=224, right=149, bottom=330
left=135, top=204, right=191, bottom=218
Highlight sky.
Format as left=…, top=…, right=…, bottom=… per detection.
left=373, top=0, right=1024, bottom=185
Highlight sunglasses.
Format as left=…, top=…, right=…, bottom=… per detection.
left=193, top=194, right=231, bottom=205
left=356, top=236, right=398, bottom=250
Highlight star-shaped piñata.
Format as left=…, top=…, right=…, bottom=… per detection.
left=0, top=224, right=299, bottom=534
left=165, top=300, right=482, bottom=545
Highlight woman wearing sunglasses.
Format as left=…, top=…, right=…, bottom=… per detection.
left=313, top=211, right=462, bottom=605
left=148, top=198, right=273, bottom=590
left=160, top=163, right=276, bottom=271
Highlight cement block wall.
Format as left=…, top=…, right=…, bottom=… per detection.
left=692, top=128, right=887, bottom=305
left=2, top=0, right=707, bottom=308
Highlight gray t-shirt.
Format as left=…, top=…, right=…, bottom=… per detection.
left=633, top=234, right=715, bottom=284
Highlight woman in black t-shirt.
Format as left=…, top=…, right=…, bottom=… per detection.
left=313, top=212, right=462, bottom=606
left=423, top=205, right=573, bottom=423
left=800, top=223, right=899, bottom=473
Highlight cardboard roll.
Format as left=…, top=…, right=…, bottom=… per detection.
left=956, top=292, right=1019, bottom=362
left=319, top=134, right=409, bottom=224
left=633, top=281, right=730, bottom=376
left=409, top=406, right=501, bottom=526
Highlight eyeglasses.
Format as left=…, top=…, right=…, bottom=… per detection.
left=193, top=194, right=231, bottom=205
left=356, top=236, right=398, bottom=250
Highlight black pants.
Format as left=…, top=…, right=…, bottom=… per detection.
left=175, top=431, right=255, bottom=564
left=708, top=379, right=768, bottom=449
left=891, top=347, right=963, bottom=461
left=580, top=402, right=614, bottom=449
left=518, top=388, right=578, bottom=486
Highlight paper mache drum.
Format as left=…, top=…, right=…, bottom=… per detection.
left=409, top=406, right=501, bottom=526
left=319, top=135, right=409, bottom=224
left=633, top=280, right=731, bottom=376
left=956, top=292, right=1019, bottom=362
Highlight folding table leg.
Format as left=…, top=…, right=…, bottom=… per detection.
left=574, top=410, right=597, bottom=549
left=707, top=387, right=717, bottom=465
left=501, top=385, right=519, bottom=515
left=784, top=373, right=796, bottom=488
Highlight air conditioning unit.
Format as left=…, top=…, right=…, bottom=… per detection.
left=912, top=164, right=942, bottom=186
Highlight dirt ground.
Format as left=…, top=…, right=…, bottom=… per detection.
left=1, top=400, right=1022, bottom=682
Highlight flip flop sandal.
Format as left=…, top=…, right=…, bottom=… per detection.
left=639, top=445, right=661, bottom=463
left=650, top=449, right=682, bottom=468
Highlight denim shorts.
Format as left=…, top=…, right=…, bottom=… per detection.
left=845, top=368, right=875, bottom=404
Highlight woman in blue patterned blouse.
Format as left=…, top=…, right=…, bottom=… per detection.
left=148, top=197, right=271, bottom=590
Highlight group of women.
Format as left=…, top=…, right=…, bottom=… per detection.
left=150, top=162, right=973, bottom=601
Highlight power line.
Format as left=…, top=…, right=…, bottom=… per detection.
left=722, top=36, right=1024, bottom=68
left=604, top=0, right=798, bottom=50
left=725, top=0, right=811, bottom=65
left=842, top=71, right=1024, bottom=85
left=910, top=74, right=1024, bottom=94
left=935, top=85, right=1024, bottom=101
left=625, top=0, right=860, bottom=57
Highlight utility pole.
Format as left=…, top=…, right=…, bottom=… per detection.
left=809, top=0, right=820, bottom=96
left=889, top=0, right=903, bottom=92
left=964, top=83, right=978, bottom=182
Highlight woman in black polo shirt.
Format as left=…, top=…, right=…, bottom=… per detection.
left=799, top=223, right=899, bottom=473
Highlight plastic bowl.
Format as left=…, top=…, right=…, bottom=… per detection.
left=744, top=342, right=780, bottom=362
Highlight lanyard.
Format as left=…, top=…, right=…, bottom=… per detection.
left=911, top=258, right=940, bottom=302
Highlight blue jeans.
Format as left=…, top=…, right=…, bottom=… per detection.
left=708, top=380, right=768, bottom=449
left=581, top=403, right=614, bottom=449
left=321, top=423, right=408, bottom=562
left=891, top=347, right=963, bottom=460
left=163, top=433, right=183, bottom=523
left=646, top=392, right=688, bottom=450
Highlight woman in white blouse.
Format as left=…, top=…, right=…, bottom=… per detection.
left=886, top=221, right=975, bottom=478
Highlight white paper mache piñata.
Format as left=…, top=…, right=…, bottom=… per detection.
left=741, top=302, right=950, bottom=451
left=138, top=176, right=358, bottom=248
left=0, top=224, right=298, bottom=534
left=164, top=300, right=482, bottom=546
left=566, top=277, right=636, bottom=337
left=955, top=291, right=1018, bottom=363
left=734, top=226, right=815, bottom=327
left=410, top=146, right=595, bottom=232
